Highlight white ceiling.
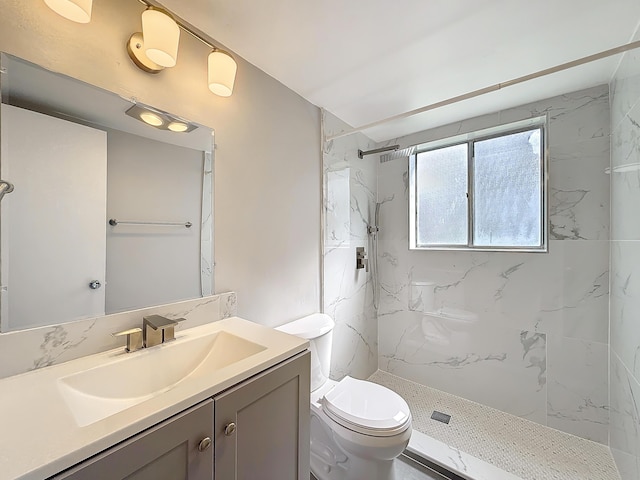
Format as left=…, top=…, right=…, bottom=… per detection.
left=162, top=0, right=640, bottom=142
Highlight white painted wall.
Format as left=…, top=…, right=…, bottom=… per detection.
left=0, top=0, right=321, bottom=332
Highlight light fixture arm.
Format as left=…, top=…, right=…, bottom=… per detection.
left=129, top=0, right=238, bottom=96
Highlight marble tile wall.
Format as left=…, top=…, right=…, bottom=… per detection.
left=322, top=110, right=378, bottom=380
left=376, top=85, right=611, bottom=443
left=0, top=292, right=237, bottom=379
left=609, top=25, right=640, bottom=480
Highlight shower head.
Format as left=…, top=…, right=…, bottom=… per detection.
left=0, top=180, right=15, bottom=202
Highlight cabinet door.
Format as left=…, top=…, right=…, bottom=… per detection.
left=214, top=351, right=311, bottom=480
left=52, top=400, right=214, bottom=480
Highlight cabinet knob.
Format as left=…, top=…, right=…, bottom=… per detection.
left=198, top=437, right=212, bottom=452
left=224, top=422, right=236, bottom=436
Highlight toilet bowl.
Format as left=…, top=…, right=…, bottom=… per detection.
left=277, top=314, right=412, bottom=480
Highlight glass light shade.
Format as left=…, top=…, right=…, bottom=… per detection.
left=168, top=122, right=188, bottom=132
left=208, top=50, right=237, bottom=97
left=141, top=9, right=180, bottom=68
left=44, top=0, right=92, bottom=23
left=140, top=112, right=163, bottom=127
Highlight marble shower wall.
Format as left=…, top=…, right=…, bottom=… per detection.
left=377, top=85, right=611, bottom=444
left=609, top=26, right=640, bottom=480
left=322, top=110, right=378, bottom=380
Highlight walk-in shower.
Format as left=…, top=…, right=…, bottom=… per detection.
left=321, top=36, right=640, bottom=480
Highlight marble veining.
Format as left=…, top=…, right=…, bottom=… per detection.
left=376, top=85, right=611, bottom=442
left=33, top=322, right=97, bottom=370
left=610, top=27, right=640, bottom=479
left=548, top=137, right=610, bottom=241
left=549, top=188, right=589, bottom=240
left=322, top=110, right=378, bottom=380
left=0, top=292, right=237, bottom=379
left=200, top=151, right=213, bottom=296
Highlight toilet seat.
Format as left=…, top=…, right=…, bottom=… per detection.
left=322, top=376, right=411, bottom=437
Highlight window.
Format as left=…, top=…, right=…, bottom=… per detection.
left=409, top=118, right=547, bottom=251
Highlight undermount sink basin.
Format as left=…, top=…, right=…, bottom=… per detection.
left=58, top=331, right=266, bottom=427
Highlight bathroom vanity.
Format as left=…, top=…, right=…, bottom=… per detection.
left=0, top=317, right=310, bottom=480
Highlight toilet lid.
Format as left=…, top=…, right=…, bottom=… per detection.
left=322, top=376, right=411, bottom=437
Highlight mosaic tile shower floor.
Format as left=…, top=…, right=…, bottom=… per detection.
left=369, top=370, right=620, bottom=480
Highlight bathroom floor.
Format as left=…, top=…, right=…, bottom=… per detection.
left=368, top=370, right=620, bottom=480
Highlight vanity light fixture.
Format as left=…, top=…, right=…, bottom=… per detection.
left=44, top=0, right=93, bottom=23
left=127, top=6, right=180, bottom=73
left=168, top=121, right=189, bottom=132
left=139, top=111, right=164, bottom=127
left=127, top=1, right=238, bottom=96
left=141, top=7, right=180, bottom=68
left=208, top=50, right=237, bottom=97
left=125, top=104, right=198, bottom=133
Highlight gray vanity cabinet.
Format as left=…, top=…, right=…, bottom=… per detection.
left=49, top=350, right=310, bottom=480
left=52, top=400, right=214, bottom=480
left=214, top=351, right=310, bottom=480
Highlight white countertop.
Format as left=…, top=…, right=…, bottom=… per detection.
left=0, top=317, right=308, bottom=480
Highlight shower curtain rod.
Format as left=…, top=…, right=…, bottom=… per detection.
left=326, top=40, right=640, bottom=141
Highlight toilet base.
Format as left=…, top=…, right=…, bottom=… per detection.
left=309, top=407, right=411, bottom=480
left=311, top=445, right=400, bottom=480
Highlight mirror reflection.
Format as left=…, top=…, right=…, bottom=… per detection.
left=0, top=53, right=214, bottom=333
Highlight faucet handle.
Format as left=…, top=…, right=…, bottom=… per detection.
left=161, top=317, right=185, bottom=343
left=112, top=327, right=143, bottom=352
left=143, top=315, right=184, bottom=329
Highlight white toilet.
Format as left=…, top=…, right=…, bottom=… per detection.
left=277, top=313, right=412, bottom=480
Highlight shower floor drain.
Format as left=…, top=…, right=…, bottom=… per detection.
left=431, top=410, right=451, bottom=424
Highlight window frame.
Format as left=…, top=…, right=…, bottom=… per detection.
left=408, top=116, right=548, bottom=253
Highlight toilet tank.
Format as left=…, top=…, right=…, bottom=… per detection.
left=276, top=313, right=335, bottom=391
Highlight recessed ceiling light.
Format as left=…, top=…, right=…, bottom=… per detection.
left=140, top=112, right=163, bottom=127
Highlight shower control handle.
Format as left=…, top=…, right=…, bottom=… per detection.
left=356, top=247, right=368, bottom=272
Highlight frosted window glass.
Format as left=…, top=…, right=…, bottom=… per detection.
left=416, top=144, right=468, bottom=245
left=473, top=129, right=542, bottom=246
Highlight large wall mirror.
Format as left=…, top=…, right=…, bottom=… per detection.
left=0, top=53, right=214, bottom=332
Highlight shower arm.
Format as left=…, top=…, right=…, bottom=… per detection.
left=357, top=145, right=400, bottom=159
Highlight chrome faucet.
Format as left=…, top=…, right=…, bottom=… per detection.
left=112, top=315, right=185, bottom=352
